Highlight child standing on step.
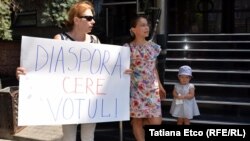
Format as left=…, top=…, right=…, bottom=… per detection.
left=170, top=65, right=200, bottom=125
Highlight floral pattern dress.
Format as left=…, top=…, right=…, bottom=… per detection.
left=124, top=41, right=162, bottom=118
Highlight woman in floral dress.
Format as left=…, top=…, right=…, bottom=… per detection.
left=123, top=15, right=166, bottom=141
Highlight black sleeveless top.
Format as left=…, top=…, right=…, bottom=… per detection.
left=59, top=32, right=100, bottom=43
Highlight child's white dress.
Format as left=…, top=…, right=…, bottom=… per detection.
left=170, top=83, right=200, bottom=119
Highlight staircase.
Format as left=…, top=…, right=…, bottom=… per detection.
left=161, top=33, right=250, bottom=125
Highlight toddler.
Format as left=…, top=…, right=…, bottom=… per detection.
left=170, top=65, right=200, bottom=125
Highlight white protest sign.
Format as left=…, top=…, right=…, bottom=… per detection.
left=18, top=36, right=130, bottom=126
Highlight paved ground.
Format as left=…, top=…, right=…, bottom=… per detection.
left=0, top=121, right=135, bottom=141
left=0, top=126, right=62, bottom=141
left=14, top=126, right=63, bottom=141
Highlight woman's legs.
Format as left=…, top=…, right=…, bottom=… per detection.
left=131, top=118, right=145, bottom=141
left=62, top=124, right=77, bottom=141
left=62, top=123, right=96, bottom=141
left=81, top=123, right=96, bottom=141
left=144, top=117, right=162, bottom=125
left=132, top=117, right=162, bottom=141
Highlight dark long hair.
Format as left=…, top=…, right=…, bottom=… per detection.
left=127, top=15, right=148, bottom=42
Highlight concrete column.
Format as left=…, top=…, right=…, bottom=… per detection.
left=156, top=0, right=166, bottom=34
left=156, top=0, right=167, bottom=85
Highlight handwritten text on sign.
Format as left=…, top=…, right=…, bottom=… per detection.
left=18, top=36, right=130, bottom=126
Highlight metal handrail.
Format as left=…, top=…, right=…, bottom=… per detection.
left=168, top=41, right=250, bottom=43
left=164, top=81, right=250, bottom=88
left=167, top=49, right=250, bottom=52
left=162, top=98, right=250, bottom=106
left=165, top=69, right=250, bottom=74
left=167, top=33, right=250, bottom=43
left=162, top=117, right=250, bottom=125
left=165, top=58, right=250, bottom=62
left=168, top=33, right=250, bottom=36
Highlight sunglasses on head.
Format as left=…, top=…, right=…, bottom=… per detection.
left=79, top=16, right=94, bottom=21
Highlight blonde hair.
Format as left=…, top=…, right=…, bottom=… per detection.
left=66, top=1, right=94, bottom=30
